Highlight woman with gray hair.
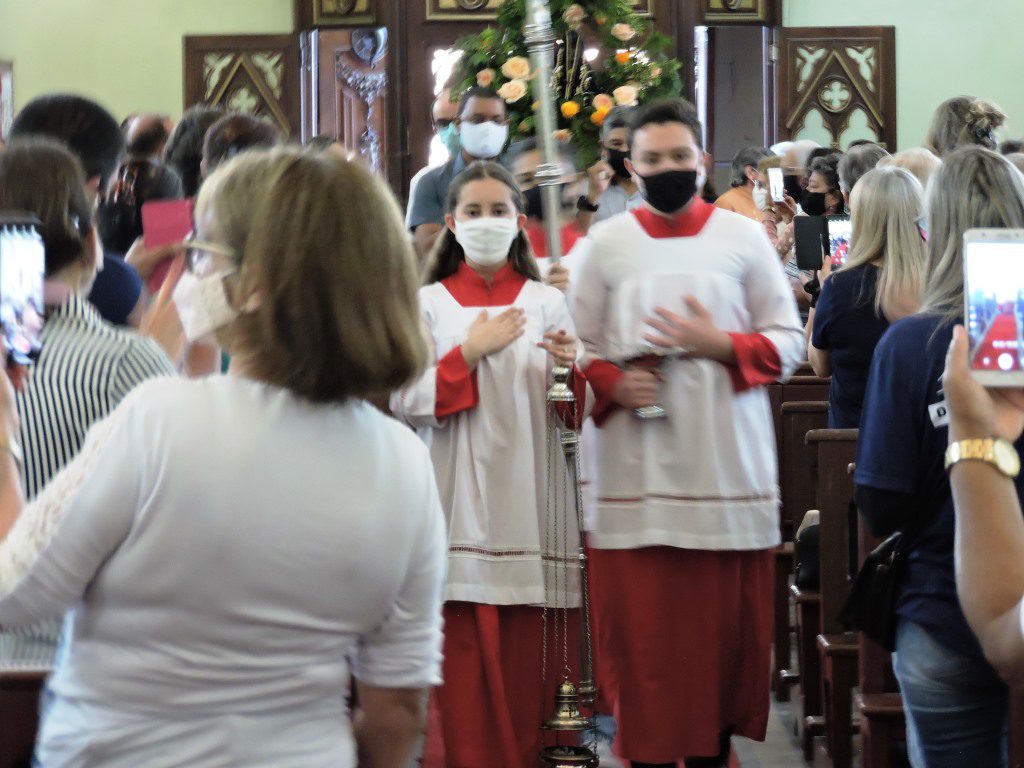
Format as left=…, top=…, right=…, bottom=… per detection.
left=715, top=145, right=772, bottom=221
left=838, top=142, right=890, bottom=200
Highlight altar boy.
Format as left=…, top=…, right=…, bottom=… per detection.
left=571, top=98, right=803, bottom=768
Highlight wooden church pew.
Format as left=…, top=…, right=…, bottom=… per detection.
left=774, top=400, right=828, bottom=709
left=806, top=428, right=859, bottom=768
left=0, top=668, right=46, bottom=768
left=1012, top=691, right=1024, bottom=768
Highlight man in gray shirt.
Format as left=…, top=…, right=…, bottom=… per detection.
left=575, top=106, right=642, bottom=235
left=407, top=87, right=509, bottom=260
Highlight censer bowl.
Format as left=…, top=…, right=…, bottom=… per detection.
left=539, top=744, right=600, bottom=767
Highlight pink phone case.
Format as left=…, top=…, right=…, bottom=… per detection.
left=141, top=199, right=193, bottom=293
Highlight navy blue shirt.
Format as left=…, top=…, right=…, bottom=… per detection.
left=88, top=253, right=143, bottom=327
left=812, top=264, right=890, bottom=429
left=856, top=313, right=1024, bottom=658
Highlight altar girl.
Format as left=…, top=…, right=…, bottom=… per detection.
left=391, top=161, right=591, bottom=768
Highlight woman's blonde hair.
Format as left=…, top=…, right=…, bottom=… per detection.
left=196, top=147, right=426, bottom=403
left=922, top=147, right=1024, bottom=323
left=924, top=96, right=1006, bottom=157
left=878, top=148, right=942, bottom=190
left=841, top=166, right=927, bottom=321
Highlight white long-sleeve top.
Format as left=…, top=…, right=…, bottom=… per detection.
left=390, top=262, right=591, bottom=608
left=0, top=376, right=447, bottom=768
left=571, top=202, right=804, bottom=552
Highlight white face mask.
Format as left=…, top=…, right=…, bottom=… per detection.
left=459, top=121, right=509, bottom=159
left=172, top=269, right=239, bottom=345
left=454, top=217, right=519, bottom=267
left=753, top=183, right=770, bottom=212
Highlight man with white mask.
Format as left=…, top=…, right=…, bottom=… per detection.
left=407, top=87, right=509, bottom=261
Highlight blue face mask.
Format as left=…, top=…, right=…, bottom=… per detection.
left=438, top=122, right=461, bottom=157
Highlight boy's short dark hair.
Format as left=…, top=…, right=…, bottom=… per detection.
left=10, top=93, right=125, bottom=187
left=202, top=114, right=281, bottom=174
left=457, top=87, right=503, bottom=117
left=630, top=98, right=705, bottom=150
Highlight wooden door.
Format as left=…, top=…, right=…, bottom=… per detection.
left=777, top=26, right=897, bottom=150
left=312, top=28, right=392, bottom=179
left=183, top=35, right=302, bottom=137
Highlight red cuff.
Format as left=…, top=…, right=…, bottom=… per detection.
left=554, top=366, right=589, bottom=430
left=435, top=346, right=479, bottom=418
left=583, top=359, right=625, bottom=427
left=727, top=333, right=782, bottom=393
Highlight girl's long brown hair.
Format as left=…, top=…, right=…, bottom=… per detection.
left=423, top=161, right=541, bottom=285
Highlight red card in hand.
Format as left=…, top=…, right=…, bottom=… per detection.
left=141, top=199, right=193, bottom=293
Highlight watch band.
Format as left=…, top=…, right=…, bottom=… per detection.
left=945, top=437, right=1020, bottom=478
left=576, top=195, right=600, bottom=213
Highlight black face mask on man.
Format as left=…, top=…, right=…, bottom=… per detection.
left=524, top=184, right=575, bottom=221
left=639, top=169, right=699, bottom=214
left=606, top=148, right=631, bottom=180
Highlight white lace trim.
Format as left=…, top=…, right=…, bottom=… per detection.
left=0, top=415, right=119, bottom=595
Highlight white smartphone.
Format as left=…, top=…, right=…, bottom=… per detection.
left=768, top=167, right=785, bottom=203
left=964, top=228, right=1024, bottom=387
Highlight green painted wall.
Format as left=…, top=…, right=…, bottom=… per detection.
left=784, top=0, right=1024, bottom=150
left=0, top=0, right=292, bottom=122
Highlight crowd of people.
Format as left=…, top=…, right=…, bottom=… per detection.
left=0, top=82, right=1020, bottom=768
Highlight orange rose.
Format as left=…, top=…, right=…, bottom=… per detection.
left=561, top=101, right=581, bottom=119
left=615, top=51, right=631, bottom=65
left=591, top=109, right=609, bottom=127
left=592, top=93, right=614, bottom=112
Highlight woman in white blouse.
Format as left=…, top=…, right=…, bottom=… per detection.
left=0, top=147, right=446, bottom=768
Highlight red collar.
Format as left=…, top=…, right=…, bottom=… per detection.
left=632, top=199, right=716, bottom=239
left=441, top=260, right=528, bottom=307
left=525, top=220, right=584, bottom=259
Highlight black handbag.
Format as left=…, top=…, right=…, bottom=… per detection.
left=838, top=531, right=906, bottom=651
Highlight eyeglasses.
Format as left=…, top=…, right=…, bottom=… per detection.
left=185, top=237, right=237, bottom=275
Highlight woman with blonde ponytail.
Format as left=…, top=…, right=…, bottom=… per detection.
left=855, top=147, right=1024, bottom=767
left=807, top=165, right=927, bottom=427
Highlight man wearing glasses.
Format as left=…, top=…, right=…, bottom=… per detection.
left=407, top=87, right=510, bottom=261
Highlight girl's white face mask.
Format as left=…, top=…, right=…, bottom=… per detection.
left=172, top=269, right=239, bottom=344
left=454, top=217, right=519, bottom=267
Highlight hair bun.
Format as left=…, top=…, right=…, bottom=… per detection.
left=966, top=99, right=1006, bottom=144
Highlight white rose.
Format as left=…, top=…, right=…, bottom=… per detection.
left=611, top=24, right=636, bottom=42
left=498, top=79, right=529, bottom=104
left=613, top=85, right=639, bottom=106
left=501, top=57, right=531, bottom=81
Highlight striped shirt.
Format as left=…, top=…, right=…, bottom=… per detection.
left=0, top=295, right=175, bottom=669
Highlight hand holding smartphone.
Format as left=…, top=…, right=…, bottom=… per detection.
left=964, top=229, right=1024, bottom=386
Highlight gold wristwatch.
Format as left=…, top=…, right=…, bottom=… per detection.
left=944, top=437, right=1020, bottom=478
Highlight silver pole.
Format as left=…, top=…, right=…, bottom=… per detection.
left=524, top=0, right=564, bottom=265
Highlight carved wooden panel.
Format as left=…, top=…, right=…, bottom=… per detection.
left=778, top=27, right=897, bottom=151
left=0, top=61, right=12, bottom=143
left=295, top=0, right=376, bottom=27
left=425, top=0, right=651, bottom=22
left=700, top=0, right=776, bottom=25
left=184, top=35, right=301, bottom=136
left=314, top=29, right=391, bottom=178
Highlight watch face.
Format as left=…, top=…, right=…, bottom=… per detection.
left=995, top=439, right=1021, bottom=477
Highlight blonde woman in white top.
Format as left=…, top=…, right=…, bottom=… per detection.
left=0, top=147, right=446, bottom=768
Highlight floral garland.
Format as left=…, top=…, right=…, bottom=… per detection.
left=450, top=0, right=683, bottom=168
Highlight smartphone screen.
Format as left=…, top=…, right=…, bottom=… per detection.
left=794, top=216, right=827, bottom=271
left=768, top=167, right=785, bottom=203
left=965, top=230, right=1024, bottom=385
left=141, top=199, right=193, bottom=293
left=0, top=219, right=45, bottom=365
left=826, top=215, right=852, bottom=268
